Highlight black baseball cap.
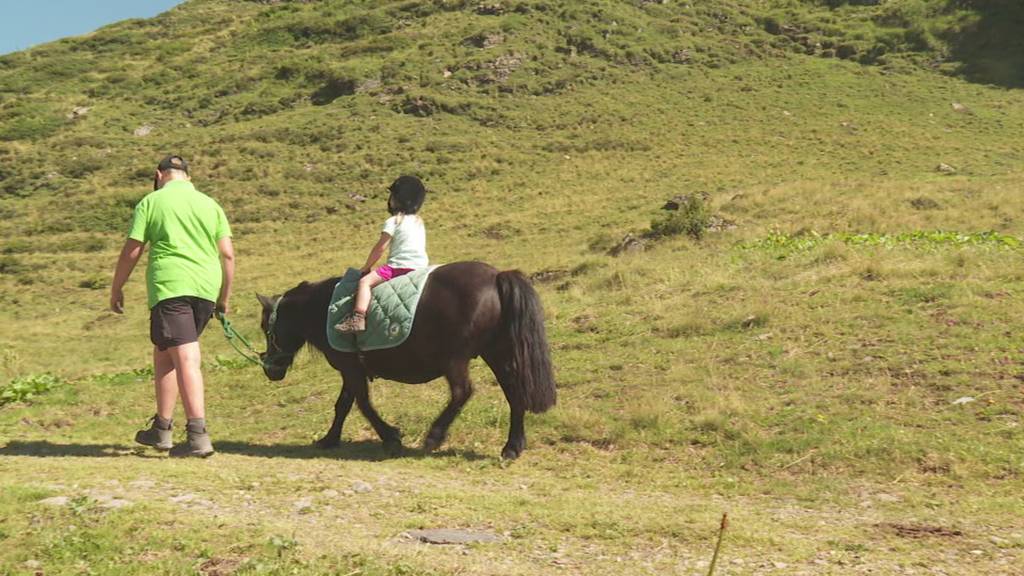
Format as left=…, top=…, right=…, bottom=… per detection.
left=157, top=155, right=189, bottom=174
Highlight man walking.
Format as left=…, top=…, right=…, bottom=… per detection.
left=110, top=155, right=234, bottom=457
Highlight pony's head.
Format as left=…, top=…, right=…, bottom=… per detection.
left=256, top=290, right=306, bottom=381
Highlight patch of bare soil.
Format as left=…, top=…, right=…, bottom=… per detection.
left=198, top=556, right=246, bottom=576
left=878, top=522, right=964, bottom=539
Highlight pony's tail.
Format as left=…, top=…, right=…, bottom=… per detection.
left=495, top=270, right=556, bottom=413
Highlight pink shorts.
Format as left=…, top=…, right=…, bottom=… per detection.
left=376, top=265, right=414, bottom=281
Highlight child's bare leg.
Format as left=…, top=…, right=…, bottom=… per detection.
left=354, top=271, right=385, bottom=315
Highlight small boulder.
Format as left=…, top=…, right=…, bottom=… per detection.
left=475, top=2, right=505, bottom=16
left=97, top=497, right=132, bottom=509
left=608, top=233, right=646, bottom=257
left=936, top=163, right=957, bottom=174
left=67, top=106, right=90, bottom=120
left=662, top=192, right=709, bottom=211
left=706, top=215, right=737, bottom=232
left=464, top=32, right=501, bottom=48
left=133, top=125, right=153, bottom=137
left=356, top=79, right=382, bottom=94
left=293, top=497, right=313, bottom=513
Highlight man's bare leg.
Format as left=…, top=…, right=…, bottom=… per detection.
left=166, top=342, right=204, bottom=419
left=166, top=341, right=213, bottom=457
left=135, top=346, right=177, bottom=451
left=154, top=346, right=177, bottom=420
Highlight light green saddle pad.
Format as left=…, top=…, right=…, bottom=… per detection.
left=326, top=266, right=436, bottom=352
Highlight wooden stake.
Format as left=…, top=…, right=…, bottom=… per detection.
left=706, top=512, right=729, bottom=576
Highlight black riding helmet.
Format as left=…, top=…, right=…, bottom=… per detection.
left=387, top=175, right=426, bottom=215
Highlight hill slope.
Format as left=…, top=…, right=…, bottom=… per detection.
left=1, top=1, right=1023, bottom=574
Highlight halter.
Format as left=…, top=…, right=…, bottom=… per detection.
left=266, top=299, right=280, bottom=349
left=262, top=298, right=296, bottom=370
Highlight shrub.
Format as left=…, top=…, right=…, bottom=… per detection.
left=78, top=275, right=108, bottom=290
left=903, top=24, right=937, bottom=51
left=0, top=239, right=32, bottom=254
left=311, top=72, right=359, bottom=105
left=285, top=12, right=393, bottom=44
left=0, top=255, right=32, bottom=275
left=836, top=43, right=859, bottom=59
left=762, top=15, right=783, bottom=35
left=647, top=195, right=710, bottom=241
left=61, top=155, right=106, bottom=179
left=0, top=102, right=64, bottom=141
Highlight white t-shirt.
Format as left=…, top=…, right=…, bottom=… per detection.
left=382, top=214, right=428, bottom=269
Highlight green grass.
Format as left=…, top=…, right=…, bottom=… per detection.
left=2, top=0, right=1024, bottom=574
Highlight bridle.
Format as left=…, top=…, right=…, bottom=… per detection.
left=262, top=298, right=297, bottom=371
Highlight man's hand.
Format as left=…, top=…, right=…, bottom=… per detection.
left=216, top=298, right=230, bottom=316
left=111, top=239, right=144, bottom=315
left=110, top=287, right=125, bottom=314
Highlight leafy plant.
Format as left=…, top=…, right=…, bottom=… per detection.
left=268, top=534, right=298, bottom=558
left=0, top=373, right=65, bottom=406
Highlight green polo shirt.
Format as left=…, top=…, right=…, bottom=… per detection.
left=127, top=180, right=231, bottom=309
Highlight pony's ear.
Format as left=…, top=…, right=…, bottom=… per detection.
left=256, top=293, right=274, bottom=310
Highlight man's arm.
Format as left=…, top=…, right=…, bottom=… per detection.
left=217, top=236, right=235, bottom=315
left=110, top=239, right=145, bottom=314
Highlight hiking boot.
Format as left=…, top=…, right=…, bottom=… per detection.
left=169, top=421, right=214, bottom=458
left=334, top=312, right=366, bottom=333
left=135, top=415, right=173, bottom=451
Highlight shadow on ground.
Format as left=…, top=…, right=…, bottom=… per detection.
left=0, top=441, right=143, bottom=458
left=0, top=439, right=491, bottom=462
left=214, top=440, right=492, bottom=462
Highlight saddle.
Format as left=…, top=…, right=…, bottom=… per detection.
left=326, top=267, right=436, bottom=352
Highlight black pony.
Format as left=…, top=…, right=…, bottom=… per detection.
left=257, top=261, right=556, bottom=459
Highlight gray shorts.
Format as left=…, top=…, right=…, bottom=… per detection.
left=150, top=296, right=215, bottom=351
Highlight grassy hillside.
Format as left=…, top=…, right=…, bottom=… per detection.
left=1, top=0, right=1023, bottom=574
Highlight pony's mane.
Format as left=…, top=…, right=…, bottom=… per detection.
left=280, top=276, right=341, bottom=357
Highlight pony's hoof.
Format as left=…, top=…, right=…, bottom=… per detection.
left=501, top=444, right=523, bottom=460
left=423, top=434, right=445, bottom=453
left=314, top=436, right=340, bottom=449
left=383, top=439, right=403, bottom=455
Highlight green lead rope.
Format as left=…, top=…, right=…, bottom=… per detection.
left=215, top=311, right=264, bottom=368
